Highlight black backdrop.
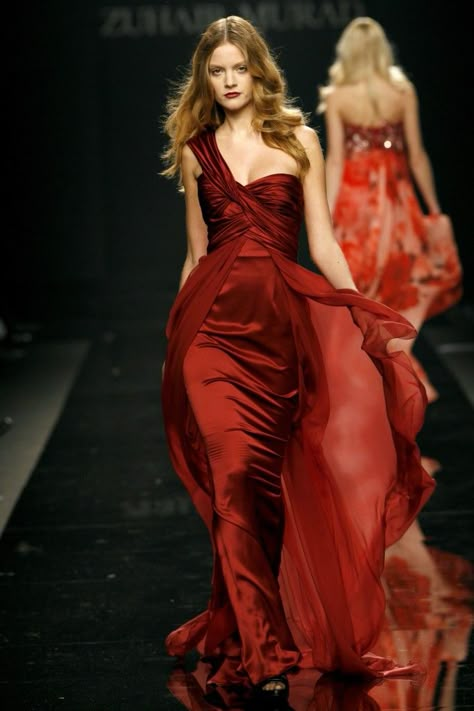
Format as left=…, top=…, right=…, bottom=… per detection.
left=8, top=0, right=473, bottom=320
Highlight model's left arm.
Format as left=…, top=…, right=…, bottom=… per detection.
left=295, top=125, right=357, bottom=290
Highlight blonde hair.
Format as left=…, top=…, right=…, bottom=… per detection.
left=317, top=17, right=409, bottom=113
left=162, top=15, right=309, bottom=180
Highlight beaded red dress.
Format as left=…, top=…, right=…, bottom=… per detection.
left=332, top=122, right=462, bottom=399
left=162, top=128, right=434, bottom=686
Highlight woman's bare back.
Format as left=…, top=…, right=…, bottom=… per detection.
left=333, top=76, right=408, bottom=127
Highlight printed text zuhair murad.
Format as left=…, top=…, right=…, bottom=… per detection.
left=100, top=1, right=366, bottom=38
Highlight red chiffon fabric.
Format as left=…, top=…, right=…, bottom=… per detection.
left=162, top=129, right=435, bottom=684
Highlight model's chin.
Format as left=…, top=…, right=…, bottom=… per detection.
left=218, top=97, right=251, bottom=111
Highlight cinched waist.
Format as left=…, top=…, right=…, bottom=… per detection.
left=207, top=231, right=297, bottom=262
left=237, top=240, right=271, bottom=258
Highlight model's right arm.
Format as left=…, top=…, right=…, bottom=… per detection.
left=179, top=144, right=209, bottom=291
left=403, top=83, right=441, bottom=215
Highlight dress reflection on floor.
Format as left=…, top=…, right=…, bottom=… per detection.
left=167, top=520, right=473, bottom=710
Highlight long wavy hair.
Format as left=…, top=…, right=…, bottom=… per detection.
left=317, top=17, right=409, bottom=114
left=162, top=15, right=309, bottom=181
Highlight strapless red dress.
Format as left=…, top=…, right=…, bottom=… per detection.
left=332, top=122, right=462, bottom=399
left=162, top=128, right=434, bottom=686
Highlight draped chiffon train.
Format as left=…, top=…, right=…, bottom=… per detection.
left=161, top=129, right=435, bottom=685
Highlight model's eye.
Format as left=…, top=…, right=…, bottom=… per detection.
left=210, top=68, right=222, bottom=76
left=237, top=65, right=248, bottom=73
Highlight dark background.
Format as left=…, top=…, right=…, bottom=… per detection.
left=8, top=0, right=473, bottom=324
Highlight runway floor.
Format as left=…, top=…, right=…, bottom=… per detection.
left=0, top=301, right=473, bottom=710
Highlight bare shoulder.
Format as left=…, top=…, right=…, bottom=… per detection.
left=294, top=124, right=321, bottom=152
left=324, top=86, right=343, bottom=107
left=182, top=143, right=202, bottom=179
left=402, top=80, right=417, bottom=102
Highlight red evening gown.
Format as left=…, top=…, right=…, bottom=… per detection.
left=162, top=128, right=435, bottom=686
left=332, top=122, right=463, bottom=401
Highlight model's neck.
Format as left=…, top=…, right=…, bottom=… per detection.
left=220, top=105, right=256, bottom=136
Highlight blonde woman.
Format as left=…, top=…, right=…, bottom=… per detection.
left=318, top=16, right=462, bottom=404
left=161, top=15, right=433, bottom=702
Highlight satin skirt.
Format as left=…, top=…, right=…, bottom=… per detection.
left=165, top=231, right=434, bottom=684
left=183, top=240, right=301, bottom=683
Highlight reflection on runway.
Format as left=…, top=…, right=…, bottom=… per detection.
left=167, top=520, right=473, bottom=710
left=370, top=519, right=473, bottom=710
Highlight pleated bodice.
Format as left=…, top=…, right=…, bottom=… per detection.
left=189, top=130, right=303, bottom=260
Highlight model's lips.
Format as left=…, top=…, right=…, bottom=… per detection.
left=224, top=92, right=241, bottom=98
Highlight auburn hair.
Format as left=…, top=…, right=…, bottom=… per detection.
left=162, top=16, right=309, bottom=181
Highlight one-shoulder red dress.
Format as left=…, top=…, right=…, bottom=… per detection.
left=162, top=128, right=434, bottom=686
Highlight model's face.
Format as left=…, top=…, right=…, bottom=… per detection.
left=208, top=42, right=253, bottom=112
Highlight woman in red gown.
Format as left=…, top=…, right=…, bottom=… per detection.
left=318, top=17, right=462, bottom=405
left=161, top=15, right=434, bottom=703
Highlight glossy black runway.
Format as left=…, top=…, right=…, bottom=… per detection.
left=0, top=300, right=472, bottom=710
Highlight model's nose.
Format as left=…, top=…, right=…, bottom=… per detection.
left=224, top=71, right=237, bottom=88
